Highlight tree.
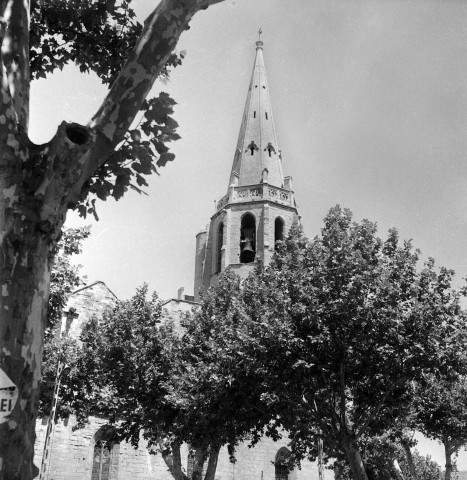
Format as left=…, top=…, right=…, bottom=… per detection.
left=415, top=374, right=467, bottom=480
left=39, top=226, right=89, bottom=418
left=241, top=206, right=467, bottom=480
left=333, top=443, right=444, bottom=480
left=0, top=0, right=224, bottom=477
left=67, top=273, right=281, bottom=480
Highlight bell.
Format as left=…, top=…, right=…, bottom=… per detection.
left=240, top=239, right=255, bottom=263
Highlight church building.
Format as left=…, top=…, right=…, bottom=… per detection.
left=34, top=40, right=331, bottom=480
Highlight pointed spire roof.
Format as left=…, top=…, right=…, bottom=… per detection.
left=229, top=39, right=284, bottom=188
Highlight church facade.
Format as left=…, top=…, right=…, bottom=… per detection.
left=34, top=41, right=332, bottom=480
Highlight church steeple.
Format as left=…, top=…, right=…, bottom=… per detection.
left=229, top=39, right=284, bottom=188
left=194, top=36, right=299, bottom=300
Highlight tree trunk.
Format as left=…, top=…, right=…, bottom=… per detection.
left=203, top=445, right=221, bottom=480
left=0, top=0, right=226, bottom=477
left=192, top=446, right=206, bottom=480
left=341, top=438, right=369, bottom=480
left=161, top=441, right=189, bottom=480
left=0, top=169, right=64, bottom=479
left=401, top=440, right=419, bottom=480
left=391, top=458, right=405, bottom=480
left=445, top=442, right=454, bottom=480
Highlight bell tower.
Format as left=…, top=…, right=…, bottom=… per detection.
left=194, top=38, right=299, bottom=300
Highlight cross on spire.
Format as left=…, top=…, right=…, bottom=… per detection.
left=258, top=28, right=262, bottom=41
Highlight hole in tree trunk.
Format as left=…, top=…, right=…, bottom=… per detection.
left=66, top=125, right=90, bottom=145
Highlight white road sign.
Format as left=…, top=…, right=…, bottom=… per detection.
left=0, top=369, right=18, bottom=423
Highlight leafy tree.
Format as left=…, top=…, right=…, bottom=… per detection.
left=46, top=226, right=90, bottom=339
left=39, top=226, right=89, bottom=418
left=0, top=0, right=224, bottom=477
left=66, top=273, right=281, bottom=480
left=415, top=374, right=467, bottom=480
left=334, top=443, right=444, bottom=480
left=241, top=206, right=467, bottom=480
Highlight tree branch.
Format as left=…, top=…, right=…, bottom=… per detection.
left=60, top=0, right=224, bottom=207
left=355, top=386, right=393, bottom=439
left=88, top=0, right=223, bottom=148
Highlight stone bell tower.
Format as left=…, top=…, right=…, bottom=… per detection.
left=194, top=39, right=299, bottom=300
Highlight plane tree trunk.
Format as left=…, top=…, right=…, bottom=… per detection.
left=0, top=0, right=224, bottom=478
left=341, top=437, right=370, bottom=480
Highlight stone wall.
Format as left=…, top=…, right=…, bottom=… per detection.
left=61, top=281, right=117, bottom=342
left=35, top=413, right=333, bottom=480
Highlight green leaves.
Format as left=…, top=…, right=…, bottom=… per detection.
left=76, top=92, right=181, bottom=217
left=241, top=205, right=467, bottom=473
left=29, top=1, right=184, bottom=217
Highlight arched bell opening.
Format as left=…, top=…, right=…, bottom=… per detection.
left=274, top=217, right=285, bottom=250
left=240, top=213, right=256, bottom=264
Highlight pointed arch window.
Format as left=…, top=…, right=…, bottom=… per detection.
left=91, top=427, right=119, bottom=480
left=240, top=213, right=256, bottom=264
left=274, top=217, right=284, bottom=250
left=275, top=447, right=292, bottom=480
left=216, top=222, right=224, bottom=273
left=247, top=141, right=259, bottom=156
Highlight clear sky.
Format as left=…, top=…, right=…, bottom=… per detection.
left=29, top=0, right=467, bottom=469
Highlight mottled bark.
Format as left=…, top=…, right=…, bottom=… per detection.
left=0, top=0, right=225, bottom=478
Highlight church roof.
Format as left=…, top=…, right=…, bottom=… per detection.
left=229, top=39, right=285, bottom=188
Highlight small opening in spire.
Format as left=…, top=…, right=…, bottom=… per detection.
left=265, top=112, right=268, bottom=120
left=263, top=86, right=266, bottom=89
left=247, top=141, right=259, bottom=156
left=254, top=111, right=256, bottom=118
left=265, top=142, right=276, bottom=158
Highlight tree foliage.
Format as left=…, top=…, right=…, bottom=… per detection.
left=61, top=273, right=288, bottom=480
left=414, top=374, right=467, bottom=480
left=39, top=226, right=89, bottom=419
left=30, top=0, right=184, bottom=218
left=239, top=206, right=467, bottom=480
left=0, top=0, right=224, bottom=476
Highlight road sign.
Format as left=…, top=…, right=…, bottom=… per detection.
left=0, top=369, right=18, bottom=423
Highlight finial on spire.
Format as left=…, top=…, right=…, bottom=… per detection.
left=256, top=28, right=263, bottom=50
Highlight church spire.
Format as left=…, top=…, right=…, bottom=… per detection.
left=229, top=37, right=284, bottom=188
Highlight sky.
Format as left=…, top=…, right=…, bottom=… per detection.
left=29, top=0, right=467, bottom=469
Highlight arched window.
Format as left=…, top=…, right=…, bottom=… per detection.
left=216, top=222, right=224, bottom=273
left=274, top=217, right=284, bottom=250
left=91, top=427, right=119, bottom=480
left=275, top=447, right=292, bottom=480
left=240, top=213, right=256, bottom=263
